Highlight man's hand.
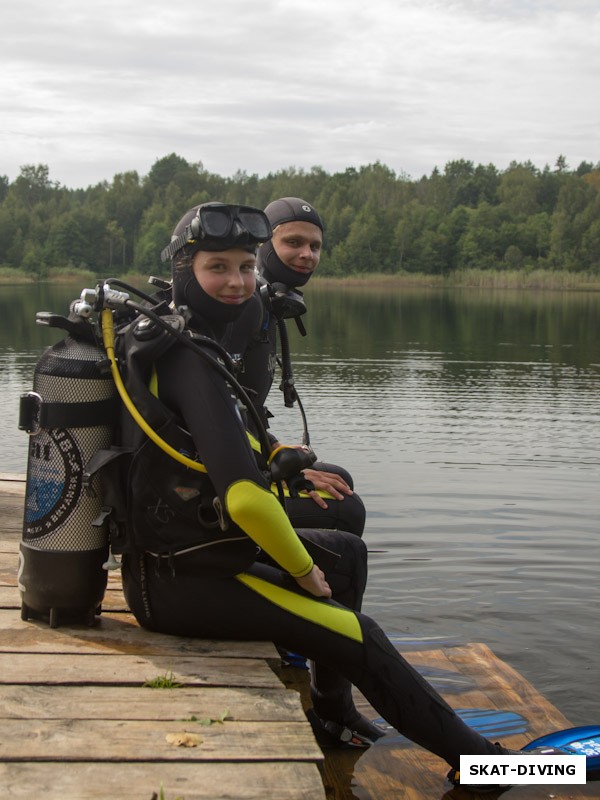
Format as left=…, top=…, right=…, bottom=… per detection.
left=294, top=565, right=332, bottom=598
left=301, top=468, right=353, bottom=508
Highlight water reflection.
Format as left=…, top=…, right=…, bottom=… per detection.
left=268, top=283, right=600, bottom=727
left=301, top=284, right=599, bottom=366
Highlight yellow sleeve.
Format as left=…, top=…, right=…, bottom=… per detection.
left=225, top=479, right=313, bottom=578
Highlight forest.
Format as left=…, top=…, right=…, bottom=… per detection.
left=0, top=153, right=599, bottom=278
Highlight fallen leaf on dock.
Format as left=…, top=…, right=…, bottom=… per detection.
left=165, top=732, right=203, bottom=747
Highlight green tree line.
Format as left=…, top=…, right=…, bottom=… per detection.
left=1, top=153, right=599, bottom=278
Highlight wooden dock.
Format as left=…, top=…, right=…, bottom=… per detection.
left=0, top=475, right=324, bottom=799
left=1, top=475, right=596, bottom=799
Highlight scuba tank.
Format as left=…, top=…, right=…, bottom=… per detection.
left=18, top=305, right=118, bottom=628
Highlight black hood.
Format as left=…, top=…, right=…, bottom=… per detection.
left=257, top=197, right=323, bottom=288
left=257, top=241, right=312, bottom=288
left=171, top=264, right=250, bottom=336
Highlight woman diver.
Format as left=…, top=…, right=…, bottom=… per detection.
left=119, top=201, right=518, bottom=787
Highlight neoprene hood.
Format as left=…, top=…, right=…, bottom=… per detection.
left=168, top=202, right=270, bottom=329
left=257, top=197, right=323, bottom=288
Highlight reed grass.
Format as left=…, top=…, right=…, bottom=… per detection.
left=314, top=269, right=600, bottom=291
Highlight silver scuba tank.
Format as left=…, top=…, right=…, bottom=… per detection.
left=18, top=310, right=117, bottom=628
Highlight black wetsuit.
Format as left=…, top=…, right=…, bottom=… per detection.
left=224, top=291, right=366, bottom=536
left=120, top=324, right=503, bottom=771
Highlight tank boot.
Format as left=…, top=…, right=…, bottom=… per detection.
left=307, top=708, right=386, bottom=749
left=446, top=744, right=565, bottom=792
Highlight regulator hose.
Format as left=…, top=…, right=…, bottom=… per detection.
left=100, top=308, right=208, bottom=474
left=277, top=318, right=311, bottom=447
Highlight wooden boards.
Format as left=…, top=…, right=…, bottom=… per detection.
left=0, top=477, right=326, bottom=799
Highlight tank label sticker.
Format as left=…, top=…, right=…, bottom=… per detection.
left=24, top=428, right=83, bottom=537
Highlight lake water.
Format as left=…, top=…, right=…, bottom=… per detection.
left=1, top=280, right=599, bottom=728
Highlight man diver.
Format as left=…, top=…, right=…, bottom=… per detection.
left=230, top=197, right=366, bottom=536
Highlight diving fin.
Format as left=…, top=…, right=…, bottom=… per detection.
left=522, top=725, right=600, bottom=775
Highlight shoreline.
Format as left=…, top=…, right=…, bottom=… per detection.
left=2, top=269, right=600, bottom=292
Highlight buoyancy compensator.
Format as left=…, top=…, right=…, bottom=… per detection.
left=18, top=307, right=119, bottom=628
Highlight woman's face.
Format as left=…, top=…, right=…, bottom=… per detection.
left=272, top=221, right=323, bottom=278
left=192, top=248, right=257, bottom=305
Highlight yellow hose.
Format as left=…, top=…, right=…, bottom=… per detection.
left=101, top=308, right=207, bottom=474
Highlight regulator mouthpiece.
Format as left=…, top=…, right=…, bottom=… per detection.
left=259, top=281, right=307, bottom=321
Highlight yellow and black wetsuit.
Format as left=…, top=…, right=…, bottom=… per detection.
left=120, top=331, right=503, bottom=771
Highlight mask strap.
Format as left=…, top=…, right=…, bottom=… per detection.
left=161, top=228, right=194, bottom=262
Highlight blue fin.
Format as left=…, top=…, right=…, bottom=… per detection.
left=372, top=707, right=528, bottom=745
left=523, top=725, right=600, bottom=773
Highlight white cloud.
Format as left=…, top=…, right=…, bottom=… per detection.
left=0, top=0, right=598, bottom=187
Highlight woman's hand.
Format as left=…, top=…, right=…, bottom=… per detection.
left=294, top=565, right=332, bottom=598
left=302, top=468, right=353, bottom=508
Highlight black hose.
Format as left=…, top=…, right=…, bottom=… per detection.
left=277, top=319, right=311, bottom=447
left=123, top=299, right=274, bottom=462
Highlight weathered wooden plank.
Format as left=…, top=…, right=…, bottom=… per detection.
left=0, top=543, right=18, bottom=560
left=0, top=479, right=24, bottom=540
left=0, top=537, right=20, bottom=554
left=0, top=652, right=282, bottom=688
left=0, top=564, right=17, bottom=584
left=98, top=587, right=129, bottom=611
left=445, top=642, right=574, bottom=737
left=0, top=473, right=26, bottom=484
left=0, top=521, right=22, bottom=539
left=0, top=609, right=278, bottom=659
left=0, top=718, right=323, bottom=762
left=0, top=761, right=327, bottom=800
left=0, top=584, right=19, bottom=605
left=0, top=684, right=307, bottom=722
left=0, top=549, right=18, bottom=581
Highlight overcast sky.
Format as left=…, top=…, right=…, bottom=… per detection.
left=1, top=0, right=598, bottom=189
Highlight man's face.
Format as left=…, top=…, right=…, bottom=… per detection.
left=272, top=220, right=323, bottom=278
